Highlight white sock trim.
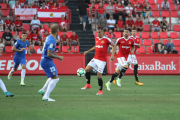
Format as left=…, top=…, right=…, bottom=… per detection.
left=41, top=78, right=52, bottom=92
left=21, top=69, right=26, bottom=83
left=0, top=79, right=7, bottom=93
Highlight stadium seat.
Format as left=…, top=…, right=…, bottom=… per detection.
left=171, top=11, right=178, bottom=17
left=150, top=5, right=157, bottom=10
left=62, top=46, right=69, bottom=53
left=43, top=24, right=49, bottom=30
left=173, top=25, right=180, bottom=31
left=170, top=32, right=178, bottom=39
left=19, top=31, right=22, bottom=38
left=136, top=32, right=140, bottom=37
left=141, top=32, right=149, bottom=39
left=175, top=47, right=180, bottom=52
left=146, top=47, right=153, bottom=54
left=103, top=4, right=108, bottom=9
left=94, top=32, right=97, bottom=38
left=152, top=11, right=160, bottom=17
left=139, top=40, right=143, bottom=46
left=66, top=32, right=73, bottom=38
left=144, top=40, right=152, bottom=46
left=169, top=0, right=174, bottom=4
left=143, top=25, right=150, bottom=32
left=5, top=46, right=13, bottom=53
left=0, top=32, right=3, bottom=38
left=151, top=32, right=159, bottom=39
left=148, top=0, right=155, bottom=4
left=161, top=11, right=169, bottom=17
left=179, top=32, right=180, bottom=38
left=138, top=0, right=144, bottom=4
left=58, top=32, right=63, bottom=37
left=153, top=40, right=160, bottom=44
left=0, top=4, right=7, bottom=9
left=163, top=40, right=168, bottom=45
left=34, top=46, right=39, bottom=52
left=2, top=10, right=9, bottom=17
left=157, top=0, right=164, bottom=4
left=71, top=46, right=80, bottom=53
left=169, top=5, right=176, bottom=10
left=114, top=32, right=121, bottom=38
left=10, top=32, right=15, bottom=36
left=94, top=4, right=99, bottom=9
left=172, top=40, right=180, bottom=46
left=160, top=32, right=168, bottom=39
left=23, top=24, right=30, bottom=31
left=137, top=47, right=145, bottom=54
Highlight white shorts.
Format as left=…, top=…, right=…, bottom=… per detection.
left=117, top=57, right=131, bottom=70
left=127, top=54, right=138, bottom=65
left=88, top=58, right=106, bottom=73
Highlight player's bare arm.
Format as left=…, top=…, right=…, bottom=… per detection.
left=84, top=46, right=96, bottom=56
left=131, top=45, right=135, bottom=54
left=110, top=43, right=116, bottom=61
left=47, top=50, right=64, bottom=60
left=27, top=46, right=31, bottom=56
left=11, top=46, right=25, bottom=52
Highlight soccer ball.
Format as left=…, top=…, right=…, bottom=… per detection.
left=77, top=68, right=86, bottom=77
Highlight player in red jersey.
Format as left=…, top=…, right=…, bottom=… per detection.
left=81, top=27, right=115, bottom=95
left=105, top=29, right=135, bottom=91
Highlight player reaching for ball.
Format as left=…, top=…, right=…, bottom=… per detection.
left=81, top=27, right=115, bottom=95
left=38, top=24, right=64, bottom=101
left=8, top=32, right=31, bottom=86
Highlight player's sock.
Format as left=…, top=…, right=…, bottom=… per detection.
left=41, top=78, right=52, bottom=92
left=134, top=64, right=139, bottom=82
left=109, top=72, right=118, bottom=83
left=10, top=68, right=14, bottom=74
left=98, top=78, right=103, bottom=90
left=85, top=72, right=91, bottom=84
left=21, top=69, right=26, bottom=83
left=43, top=78, right=59, bottom=98
left=0, top=79, right=7, bottom=93
left=119, top=67, right=128, bottom=79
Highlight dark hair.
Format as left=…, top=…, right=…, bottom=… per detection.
left=51, top=24, right=59, bottom=34
left=17, top=15, right=20, bottom=18
left=124, top=28, right=129, bottom=31
left=98, top=27, right=103, bottom=31
left=22, top=32, right=27, bottom=35
left=132, top=28, right=136, bottom=31
left=34, top=14, right=38, bottom=19
left=163, top=17, right=166, bottom=19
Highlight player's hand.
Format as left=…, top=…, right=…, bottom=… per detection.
left=20, top=48, right=25, bottom=51
left=58, top=56, right=64, bottom=61
left=110, top=56, right=114, bottom=61
left=84, top=51, right=88, bottom=56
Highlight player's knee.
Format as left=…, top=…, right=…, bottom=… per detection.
left=97, top=73, right=102, bottom=79
left=52, top=75, right=58, bottom=79
left=22, top=65, right=26, bottom=69
left=116, top=68, right=121, bottom=74
left=14, top=68, right=18, bottom=71
left=123, top=65, right=128, bottom=69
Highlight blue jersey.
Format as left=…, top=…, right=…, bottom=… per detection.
left=14, top=39, right=29, bottom=58
left=42, top=35, right=56, bottom=60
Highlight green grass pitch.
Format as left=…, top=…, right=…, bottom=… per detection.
left=0, top=75, right=180, bottom=120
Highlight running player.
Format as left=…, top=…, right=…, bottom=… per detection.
left=0, top=54, right=14, bottom=97
left=105, top=29, right=135, bottom=91
left=81, top=27, right=115, bottom=95
left=38, top=24, right=64, bottom=101
left=8, top=32, right=31, bottom=86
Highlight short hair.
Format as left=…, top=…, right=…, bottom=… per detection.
left=124, top=28, right=129, bottom=31
left=132, top=28, right=136, bottom=31
left=22, top=32, right=27, bottom=35
left=51, top=24, right=58, bottom=34
left=98, top=27, right=103, bottom=31
left=163, top=17, right=166, bottom=19
left=17, top=15, right=20, bottom=18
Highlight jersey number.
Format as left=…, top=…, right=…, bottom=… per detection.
left=50, top=66, right=56, bottom=72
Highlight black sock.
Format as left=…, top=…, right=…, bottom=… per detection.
left=109, top=72, right=118, bottom=83
left=98, top=78, right=103, bottom=90
left=119, top=68, right=128, bottom=79
left=85, top=72, right=91, bottom=84
left=134, top=64, right=139, bottom=82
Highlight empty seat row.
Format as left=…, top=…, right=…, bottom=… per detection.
left=142, top=40, right=180, bottom=46
left=141, top=32, right=180, bottom=39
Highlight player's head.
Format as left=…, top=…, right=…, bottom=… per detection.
left=51, top=24, right=59, bottom=36
left=137, top=17, right=140, bottom=21
left=61, top=15, right=65, bottom=19
left=128, top=16, right=132, bottom=20
left=155, top=16, right=158, bottom=20
left=131, top=28, right=137, bottom=36
left=110, top=15, right=113, bottom=20
left=21, top=32, right=27, bottom=41
left=123, top=29, right=129, bottom=38
left=97, top=27, right=104, bottom=38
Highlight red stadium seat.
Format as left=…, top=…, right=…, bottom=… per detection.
left=141, top=32, right=149, bottom=39
left=151, top=32, right=159, bottom=39
left=179, top=33, right=180, bottom=38
left=58, top=32, right=63, bottom=37
left=170, top=32, right=178, bottom=39
left=34, top=46, right=39, bottom=52
left=43, top=24, right=49, bottom=30
left=0, top=32, right=3, bottom=38
left=19, top=31, right=22, bottom=38
left=139, top=40, right=143, bottom=46
left=146, top=47, right=153, bottom=53
left=173, top=25, right=180, bottom=31
left=160, top=32, right=168, bottom=39
left=114, top=32, right=121, bottom=38
left=5, top=46, right=13, bottom=53
left=103, top=4, right=108, bottom=9
left=23, top=24, right=30, bottom=31
left=152, top=11, right=160, bottom=17
left=94, top=32, right=97, bottom=38
left=144, top=40, right=152, bottom=46
left=10, top=32, right=15, bottom=36
left=66, top=32, right=72, bottom=38
left=94, top=4, right=99, bottom=9
left=0, top=4, right=7, bottom=9
left=157, top=0, right=164, bottom=4
left=136, top=32, right=140, bottom=37
left=169, top=0, right=174, bottom=4
left=163, top=40, right=168, bottom=45
left=71, top=46, right=80, bottom=53
left=62, top=46, right=69, bottom=53
left=161, top=11, right=169, bottom=17
left=2, top=10, right=9, bottom=17
left=153, top=40, right=160, bottom=44
left=169, top=5, right=176, bottom=10
left=138, top=0, right=144, bottom=4
left=143, top=25, right=150, bottom=32
left=150, top=5, right=157, bottom=10
left=175, top=47, right=180, bottom=52
left=172, top=40, right=180, bottom=46
left=55, top=46, right=61, bottom=53
left=137, top=47, right=145, bottom=54
left=171, top=11, right=178, bottom=17
left=148, top=0, right=155, bottom=4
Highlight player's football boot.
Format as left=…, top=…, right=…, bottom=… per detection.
left=113, top=80, right=116, bottom=84
left=135, top=81, right=144, bottom=86
left=116, top=78, right=121, bottom=87
left=96, top=90, right=103, bottom=95
left=38, top=90, right=45, bottom=96
left=5, top=92, right=14, bottom=97
left=105, top=82, right=111, bottom=91
left=20, top=82, right=25, bottom=86
left=8, top=72, right=12, bottom=80
left=81, top=84, right=91, bottom=90
left=42, top=97, right=55, bottom=101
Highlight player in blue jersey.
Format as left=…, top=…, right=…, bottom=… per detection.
left=8, top=32, right=31, bottom=86
left=38, top=24, right=64, bottom=101
left=0, top=54, right=14, bottom=97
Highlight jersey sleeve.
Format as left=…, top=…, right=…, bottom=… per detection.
left=106, top=37, right=113, bottom=45
left=14, top=40, right=19, bottom=47
left=47, top=42, right=54, bottom=51
left=116, top=38, right=120, bottom=45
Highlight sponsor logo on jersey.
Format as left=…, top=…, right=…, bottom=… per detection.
left=122, top=46, right=130, bottom=49
left=101, top=40, right=104, bottom=43
left=96, top=45, right=103, bottom=48
left=121, top=41, right=124, bottom=43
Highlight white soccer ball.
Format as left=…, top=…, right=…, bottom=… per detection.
left=77, top=68, right=86, bottom=77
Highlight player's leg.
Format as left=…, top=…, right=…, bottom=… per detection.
left=8, top=58, right=19, bottom=80
left=0, top=78, right=14, bottom=97
left=20, top=64, right=26, bottom=86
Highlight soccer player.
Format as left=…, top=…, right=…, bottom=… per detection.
left=81, top=27, right=115, bottom=95
left=8, top=32, right=31, bottom=86
left=105, top=29, right=135, bottom=91
left=38, top=24, right=64, bottom=101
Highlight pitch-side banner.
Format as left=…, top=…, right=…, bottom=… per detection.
left=0, top=54, right=85, bottom=75
left=37, top=9, right=66, bottom=22
left=15, top=8, right=37, bottom=20
left=107, top=54, right=180, bottom=75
